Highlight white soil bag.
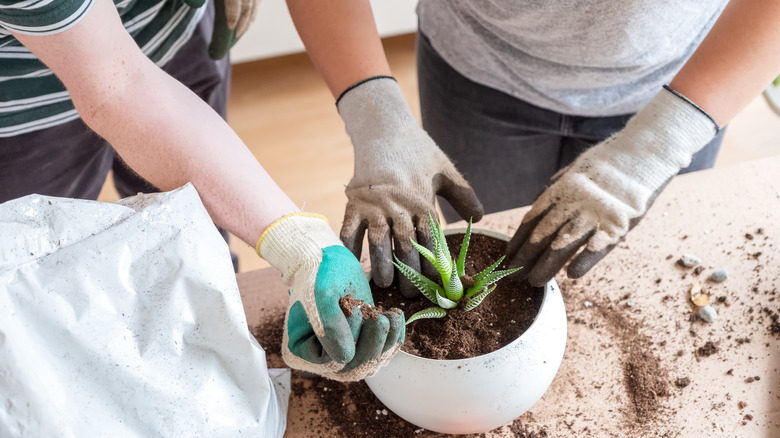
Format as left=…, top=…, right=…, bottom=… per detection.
left=0, top=184, right=289, bottom=437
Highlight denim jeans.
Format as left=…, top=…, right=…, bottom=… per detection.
left=416, top=32, right=725, bottom=222
left=0, top=2, right=239, bottom=271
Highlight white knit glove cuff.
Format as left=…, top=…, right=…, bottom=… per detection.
left=337, top=77, right=420, bottom=157
left=257, top=213, right=341, bottom=283
left=613, top=85, right=719, bottom=189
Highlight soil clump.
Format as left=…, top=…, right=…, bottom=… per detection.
left=696, top=341, right=719, bottom=357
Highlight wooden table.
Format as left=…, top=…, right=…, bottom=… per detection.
left=237, top=156, right=780, bottom=437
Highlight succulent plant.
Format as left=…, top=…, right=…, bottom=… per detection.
left=393, top=212, right=522, bottom=325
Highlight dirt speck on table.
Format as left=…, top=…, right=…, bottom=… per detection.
left=696, top=341, right=719, bottom=358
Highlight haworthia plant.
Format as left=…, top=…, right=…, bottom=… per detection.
left=392, top=211, right=522, bottom=325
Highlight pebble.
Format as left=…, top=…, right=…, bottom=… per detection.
left=680, top=254, right=702, bottom=268
left=709, top=268, right=728, bottom=283
left=699, top=305, right=718, bottom=323
left=584, top=301, right=593, bottom=308
left=626, top=299, right=635, bottom=307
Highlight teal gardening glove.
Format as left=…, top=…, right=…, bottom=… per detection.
left=183, top=0, right=258, bottom=59
left=257, top=213, right=405, bottom=381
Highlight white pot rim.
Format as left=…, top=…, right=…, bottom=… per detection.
left=391, top=226, right=556, bottom=364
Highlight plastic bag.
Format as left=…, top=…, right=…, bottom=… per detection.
left=0, top=184, right=289, bottom=437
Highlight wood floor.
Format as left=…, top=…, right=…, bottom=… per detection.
left=99, top=33, right=780, bottom=273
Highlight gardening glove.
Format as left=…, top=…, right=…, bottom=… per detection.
left=257, top=212, right=405, bottom=381
left=337, top=76, right=484, bottom=298
left=183, top=0, right=259, bottom=59
left=507, top=86, right=719, bottom=286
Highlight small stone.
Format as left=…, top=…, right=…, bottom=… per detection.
left=709, top=269, right=728, bottom=283
left=679, top=254, right=702, bottom=268
left=626, top=300, right=635, bottom=307
left=692, top=292, right=710, bottom=307
left=382, top=409, right=388, bottom=415
left=738, top=401, right=747, bottom=409
left=584, top=301, right=593, bottom=308
left=699, top=305, right=718, bottom=323
left=675, top=377, right=691, bottom=388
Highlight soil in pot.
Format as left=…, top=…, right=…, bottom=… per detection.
left=373, top=232, right=545, bottom=360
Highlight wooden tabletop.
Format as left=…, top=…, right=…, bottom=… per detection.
left=237, top=156, right=780, bottom=437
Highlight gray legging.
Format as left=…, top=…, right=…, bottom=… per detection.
left=416, top=32, right=725, bottom=223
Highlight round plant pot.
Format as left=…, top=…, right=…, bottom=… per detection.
left=365, top=228, right=567, bottom=435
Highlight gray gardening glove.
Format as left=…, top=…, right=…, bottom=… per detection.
left=337, top=76, right=484, bottom=298
left=507, top=86, right=719, bottom=286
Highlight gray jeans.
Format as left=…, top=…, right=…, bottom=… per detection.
left=416, top=32, right=725, bottom=222
left=0, top=3, right=238, bottom=270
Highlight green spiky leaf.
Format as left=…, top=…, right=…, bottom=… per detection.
left=464, top=285, right=497, bottom=311
left=393, top=257, right=444, bottom=305
left=444, top=258, right=464, bottom=301
left=456, top=218, right=472, bottom=277
left=406, top=307, right=447, bottom=325
left=435, top=289, right=458, bottom=309
left=471, top=256, right=504, bottom=286
left=466, top=263, right=523, bottom=299
left=410, top=238, right=438, bottom=270
left=426, top=211, right=452, bottom=283
left=427, top=211, right=444, bottom=254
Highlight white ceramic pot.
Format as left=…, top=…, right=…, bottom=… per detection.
left=365, top=228, right=567, bottom=435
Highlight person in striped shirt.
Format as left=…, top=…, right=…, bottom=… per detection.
left=0, top=0, right=405, bottom=433
left=0, top=0, right=254, bottom=270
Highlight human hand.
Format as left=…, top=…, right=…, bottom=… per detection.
left=183, top=0, right=258, bottom=59
left=257, top=213, right=405, bottom=381
left=506, top=86, right=718, bottom=286
left=337, top=77, right=484, bottom=298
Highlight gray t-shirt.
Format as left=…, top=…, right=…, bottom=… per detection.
left=418, top=1, right=727, bottom=116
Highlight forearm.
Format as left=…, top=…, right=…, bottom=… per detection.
left=286, top=0, right=391, bottom=98
left=81, top=62, right=299, bottom=246
left=670, top=0, right=780, bottom=126
left=13, top=0, right=298, bottom=246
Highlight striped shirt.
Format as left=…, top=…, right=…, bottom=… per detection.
left=0, top=0, right=205, bottom=137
